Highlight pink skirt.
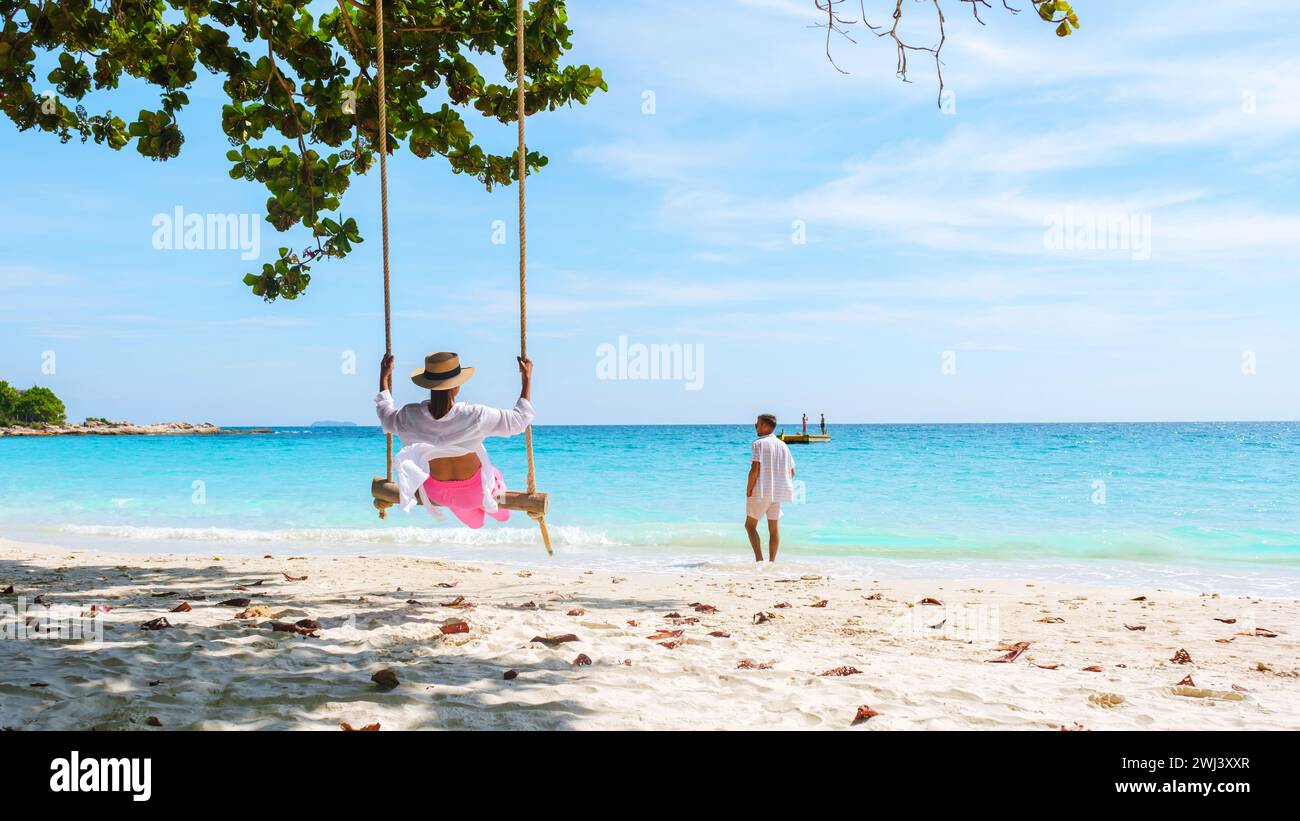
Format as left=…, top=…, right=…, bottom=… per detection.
left=421, top=467, right=510, bottom=529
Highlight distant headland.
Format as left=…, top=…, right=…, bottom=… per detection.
left=0, top=380, right=271, bottom=437
left=311, top=420, right=357, bottom=427
left=0, top=419, right=273, bottom=437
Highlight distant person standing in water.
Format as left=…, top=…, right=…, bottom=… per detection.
left=820, top=413, right=826, bottom=435
left=745, top=414, right=796, bottom=562
left=802, top=413, right=808, bottom=434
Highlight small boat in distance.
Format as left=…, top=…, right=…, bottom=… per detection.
left=778, top=431, right=831, bottom=444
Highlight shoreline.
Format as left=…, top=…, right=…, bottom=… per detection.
left=13, top=522, right=1300, bottom=599
left=0, top=422, right=273, bottom=437
left=2, top=536, right=1295, bottom=730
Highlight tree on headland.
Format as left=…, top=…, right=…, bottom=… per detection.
left=0, top=380, right=19, bottom=425
left=0, top=383, right=68, bottom=425
left=0, top=0, right=607, bottom=300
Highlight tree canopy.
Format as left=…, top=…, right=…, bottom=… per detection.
left=0, top=382, right=68, bottom=425
left=0, top=0, right=607, bottom=300
left=0, top=380, right=18, bottom=424
left=2, top=2, right=1080, bottom=301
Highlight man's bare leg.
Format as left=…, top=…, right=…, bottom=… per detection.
left=767, top=518, right=780, bottom=562
left=744, top=516, right=763, bottom=562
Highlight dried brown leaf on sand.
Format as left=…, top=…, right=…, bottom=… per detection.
left=145, top=716, right=162, bottom=727
left=235, top=606, right=274, bottom=619
left=572, top=654, right=593, bottom=666
left=140, top=617, right=173, bottom=631
left=435, top=582, right=457, bottom=588
left=1036, top=617, right=1065, bottom=623
left=1213, top=618, right=1237, bottom=624
left=219, top=597, right=251, bottom=608
left=737, top=659, right=773, bottom=670
left=691, top=602, right=719, bottom=614
left=1033, top=663, right=1061, bottom=670
left=647, top=629, right=684, bottom=641
left=566, top=608, right=586, bottom=617
left=270, top=620, right=319, bottom=637
left=818, top=666, right=862, bottom=677
left=753, top=611, right=779, bottom=624
left=708, top=630, right=731, bottom=638
left=1131, top=596, right=1147, bottom=601
left=169, top=602, right=192, bottom=613
left=441, top=621, right=470, bottom=635
left=340, top=722, right=380, bottom=731
left=1171, top=648, right=1193, bottom=664
left=530, top=633, right=579, bottom=646
left=1176, top=674, right=1195, bottom=687
left=1124, top=624, right=1146, bottom=631
left=1082, top=665, right=1104, bottom=672
left=852, top=705, right=880, bottom=725
left=658, top=640, right=683, bottom=649
left=863, top=593, right=883, bottom=601
left=1252, top=628, right=1279, bottom=638
left=773, top=602, right=791, bottom=609
left=1088, top=693, right=1125, bottom=709
left=987, top=642, right=1031, bottom=663
left=281, top=572, right=308, bottom=582
left=1, top=585, right=13, bottom=595
left=919, top=597, right=944, bottom=606
left=811, top=599, right=829, bottom=608
left=442, top=595, right=474, bottom=609
left=503, top=670, right=519, bottom=680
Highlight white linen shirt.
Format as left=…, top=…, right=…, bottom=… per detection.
left=375, top=391, right=535, bottom=519
left=750, top=434, right=796, bottom=501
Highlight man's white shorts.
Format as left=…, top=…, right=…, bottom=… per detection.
left=746, top=497, right=782, bottom=521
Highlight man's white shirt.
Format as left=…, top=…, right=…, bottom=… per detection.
left=750, top=434, right=795, bottom=501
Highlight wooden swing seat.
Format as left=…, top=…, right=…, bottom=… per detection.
left=371, top=477, right=549, bottom=516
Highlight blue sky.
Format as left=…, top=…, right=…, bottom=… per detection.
left=3, top=0, right=1299, bottom=425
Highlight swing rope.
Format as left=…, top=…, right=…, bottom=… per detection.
left=371, top=0, right=553, bottom=554
left=375, top=0, right=393, bottom=519
left=515, top=0, right=553, bottom=555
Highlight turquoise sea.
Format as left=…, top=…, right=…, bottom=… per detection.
left=2, top=423, right=1299, bottom=594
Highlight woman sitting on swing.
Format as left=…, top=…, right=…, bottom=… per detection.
left=377, top=351, right=534, bottom=527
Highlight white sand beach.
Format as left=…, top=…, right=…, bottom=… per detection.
left=1, top=538, right=1296, bottom=731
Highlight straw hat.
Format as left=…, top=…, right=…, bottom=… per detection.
left=410, top=351, right=475, bottom=390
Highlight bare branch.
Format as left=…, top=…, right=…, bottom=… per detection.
left=820, top=0, right=1080, bottom=107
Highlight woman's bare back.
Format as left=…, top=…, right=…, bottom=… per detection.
left=427, top=451, right=481, bottom=481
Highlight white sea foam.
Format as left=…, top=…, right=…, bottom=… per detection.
left=60, top=523, right=617, bottom=547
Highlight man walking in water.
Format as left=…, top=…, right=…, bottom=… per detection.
left=820, top=413, right=826, bottom=435
left=745, top=414, right=796, bottom=562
